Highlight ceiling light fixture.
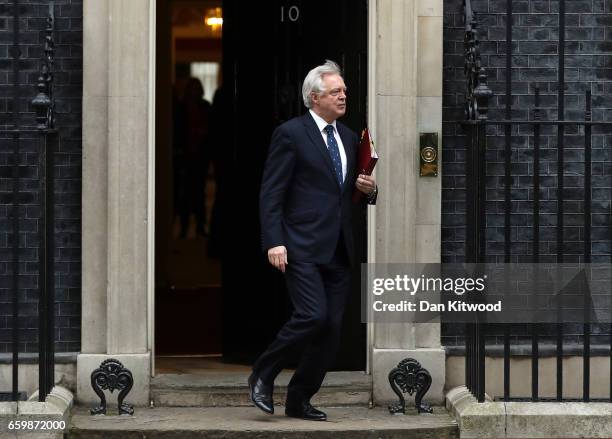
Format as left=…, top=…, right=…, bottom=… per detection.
left=205, top=7, right=223, bottom=28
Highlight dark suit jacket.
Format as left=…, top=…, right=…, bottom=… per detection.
left=260, top=112, right=376, bottom=266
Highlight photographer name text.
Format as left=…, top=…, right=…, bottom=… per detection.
left=372, top=299, right=502, bottom=312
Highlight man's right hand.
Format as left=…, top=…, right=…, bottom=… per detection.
left=267, top=246, right=288, bottom=273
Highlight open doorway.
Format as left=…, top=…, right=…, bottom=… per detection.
left=154, top=0, right=368, bottom=373
left=155, top=0, right=224, bottom=363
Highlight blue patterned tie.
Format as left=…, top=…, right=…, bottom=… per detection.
left=324, top=125, right=343, bottom=186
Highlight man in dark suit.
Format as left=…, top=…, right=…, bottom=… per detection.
left=249, top=60, right=377, bottom=421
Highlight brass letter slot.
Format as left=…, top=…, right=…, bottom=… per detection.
left=419, top=133, right=438, bottom=177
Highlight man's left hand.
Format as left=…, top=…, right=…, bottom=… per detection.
left=356, top=174, right=376, bottom=195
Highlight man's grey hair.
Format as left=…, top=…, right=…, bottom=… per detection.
left=302, top=60, right=342, bottom=109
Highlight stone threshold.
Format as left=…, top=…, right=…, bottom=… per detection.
left=68, top=405, right=459, bottom=439
left=151, top=370, right=372, bottom=407
left=446, top=385, right=612, bottom=438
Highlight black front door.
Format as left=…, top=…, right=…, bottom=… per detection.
left=220, top=0, right=368, bottom=370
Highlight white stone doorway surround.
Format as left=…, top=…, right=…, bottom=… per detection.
left=77, top=0, right=445, bottom=407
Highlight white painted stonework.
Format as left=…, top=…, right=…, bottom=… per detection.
left=79, top=0, right=154, bottom=406
left=370, top=0, right=445, bottom=405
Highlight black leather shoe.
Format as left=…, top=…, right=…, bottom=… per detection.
left=248, top=373, right=274, bottom=414
left=285, top=401, right=327, bottom=421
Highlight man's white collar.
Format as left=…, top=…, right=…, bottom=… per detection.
left=309, top=109, right=337, bottom=133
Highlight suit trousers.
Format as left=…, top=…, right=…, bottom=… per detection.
left=252, top=232, right=351, bottom=403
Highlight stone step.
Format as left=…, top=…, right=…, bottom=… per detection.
left=151, top=371, right=372, bottom=407
left=68, top=406, right=459, bottom=439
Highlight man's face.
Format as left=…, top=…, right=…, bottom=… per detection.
left=312, top=74, right=347, bottom=122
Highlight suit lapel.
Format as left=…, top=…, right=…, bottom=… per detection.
left=302, top=113, right=340, bottom=191
left=337, top=123, right=354, bottom=193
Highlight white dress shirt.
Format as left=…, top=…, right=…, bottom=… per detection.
left=309, top=109, right=347, bottom=182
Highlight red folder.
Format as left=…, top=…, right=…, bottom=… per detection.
left=352, top=128, right=378, bottom=202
